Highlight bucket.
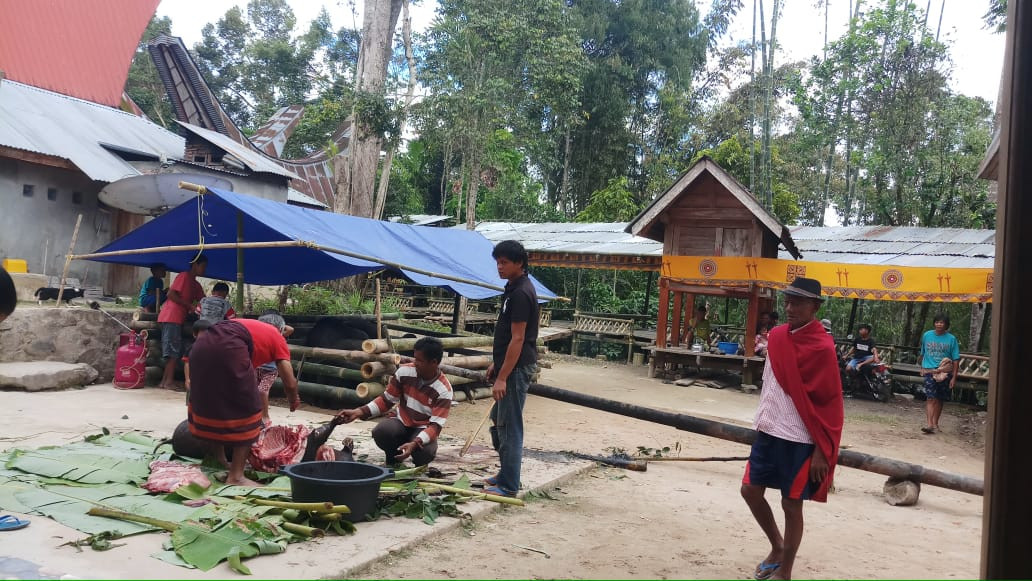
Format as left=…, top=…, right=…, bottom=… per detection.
left=717, top=341, right=741, bottom=355
left=280, top=461, right=392, bottom=522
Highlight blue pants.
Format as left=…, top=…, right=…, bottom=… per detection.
left=489, top=365, right=532, bottom=496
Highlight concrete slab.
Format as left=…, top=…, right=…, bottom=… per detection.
left=0, top=361, right=98, bottom=391
left=0, top=385, right=590, bottom=579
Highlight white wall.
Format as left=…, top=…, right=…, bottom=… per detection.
left=0, top=157, right=112, bottom=285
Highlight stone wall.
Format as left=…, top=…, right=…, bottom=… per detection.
left=0, top=307, right=135, bottom=382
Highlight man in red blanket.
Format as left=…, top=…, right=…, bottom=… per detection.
left=742, top=277, right=843, bottom=581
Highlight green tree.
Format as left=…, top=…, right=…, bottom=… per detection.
left=125, top=15, right=174, bottom=127
left=575, top=177, right=639, bottom=222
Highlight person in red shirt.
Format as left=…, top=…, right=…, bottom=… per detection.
left=187, top=317, right=300, bottom=486
left=336, top=337, right=452, bottom=466
left=157, top=255, right=207, bottom=390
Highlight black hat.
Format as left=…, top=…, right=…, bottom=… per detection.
left=782, top=277, right=825, bottom=301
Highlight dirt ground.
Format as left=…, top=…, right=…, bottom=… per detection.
left=350, top=358, right=985, bottom=580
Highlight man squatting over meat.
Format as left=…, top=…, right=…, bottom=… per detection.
left=336, top=337, right=452, bottom=466
left=187, top=314, right=300, bottom=485
left=742, top=277, right=844, bottom=581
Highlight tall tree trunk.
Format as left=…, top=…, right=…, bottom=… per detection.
left=560, top=126, right=572, bottom=216
left=372, top=0, right=417, bottom=221
left=969, top=303, right=987, bottom=352
left=454, top=155, right=467, bottom=223
left=334, top=0, right=403, bottom=218
left=914, top=302, right=931, bottom=347
left=465, top=154, right=481, bottom=230
left=903, top=301, right=915, bottom=346
left=749, top=0, right=758, bottom=194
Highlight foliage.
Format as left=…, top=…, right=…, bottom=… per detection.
left=984, top=0, right=1007, bottom=33
left=575, top=177, right=640, bottom=223
left=125, top=16, right=175, bottom=127
left=377, top=480, right=468, bottom=525
left=251, top=286, right=379, bottom=316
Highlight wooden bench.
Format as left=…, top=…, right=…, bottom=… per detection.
left=572, top=313, right=648, bottom=364
left=648, top=346, right=765, bottom=384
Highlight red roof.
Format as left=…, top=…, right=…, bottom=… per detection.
left=0, top=0, right=159, bottom=107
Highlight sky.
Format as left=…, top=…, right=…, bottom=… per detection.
left=156, top=0, right=1007, bottom=106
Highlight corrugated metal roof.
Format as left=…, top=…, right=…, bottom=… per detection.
left=177, top=122, right=301, bottom=180
left=0, top=0, right=160, bottom=107
left=0, top=79, right=185, bottom=182
left=466, top=222, right=663, bottom=256
left=782, top=226, right=996, bottom=268
left=286, top=188, right=327, bottom=209
left=389, top=214, right=453, bottom=226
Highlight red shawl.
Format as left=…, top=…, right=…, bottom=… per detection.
left=766, top=320, right=844, bottom=502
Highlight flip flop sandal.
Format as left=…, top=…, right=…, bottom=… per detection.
left=921, top=426, right=936, bottom=434
left=483, top=485, right=515, bottom=498
left=754, top=561, right=780, bottom=580
left=483, top=475, right=499, bottom=487
left=0, top=515, right=30, bottom=531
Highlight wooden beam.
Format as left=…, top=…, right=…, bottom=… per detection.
left=983, top=0, right=1031, bottom=576
left=656, top=278, right=670, bottom=348
left=0, top=145, right=78, bottom=171
left=666, top=280, right=752, bottom=297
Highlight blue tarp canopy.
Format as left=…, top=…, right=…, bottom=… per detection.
left=83, top=188, right=557, bottom=300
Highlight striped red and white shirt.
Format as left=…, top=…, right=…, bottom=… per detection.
left=754, top=320, right=816, bottom=444
left=361, top=364, right=453, bottom=445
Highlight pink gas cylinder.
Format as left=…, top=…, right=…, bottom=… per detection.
left=114, top=330, right=147, bottom=389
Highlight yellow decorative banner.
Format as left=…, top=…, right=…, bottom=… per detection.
left=662, top=256, right=993, bottom=303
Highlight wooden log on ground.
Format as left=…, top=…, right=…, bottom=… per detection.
left=363, top=336, right=495, bottom=354
left=291, top=361, right=365, bottom=382
left=565, top=451, right=648, bottom=471
left=452, top=386, right=493, bottom=403
left=134, top=311, right=158, bottom=322
left=289, top=345, right=400, bottom=365
left=356, top=382, right=385, bottom=399
left=526, top=383, right=984, bottom=496
left=268, top=379, right=370, bottom=408
left=361, top=361, right=397, bottom=379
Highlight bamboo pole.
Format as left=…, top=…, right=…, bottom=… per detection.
left=360, top=361, right=396, bottom=379
left=356, top=382, right=385, bottom=399
left=646, top=456, right=750, bottom=462
left=564, top=451, right=648, bottom=472
left=460, top=405, right=494, bottom=457
left=290, top=360, right=365, bottom=382
left=375, top=279, right=382, bottom=340
left=363, top=336, right=495, bottom=353
left=268, top=379, right=370, bottom=407
left=235, top=212, right=245, bottom=314
left=56, top=214, right=83, bottom=306
left=527, top=383, right=984, bottom=496
left=452, top=387, right=492, bottom=402
left=438, top=355, right=492, bottom=369
left=289, top=345, right=401, bottom=365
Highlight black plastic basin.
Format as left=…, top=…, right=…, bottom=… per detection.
left=281, top=461, right=392, bottom=522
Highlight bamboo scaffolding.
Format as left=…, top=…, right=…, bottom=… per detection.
left=363, top=336, right=495, bottom=353
left=360, top=361, right=396, bottom=379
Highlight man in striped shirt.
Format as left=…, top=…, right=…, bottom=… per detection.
left=742, top=277, right=843, bottom=581
left=336, top=337, right=452, bottom=466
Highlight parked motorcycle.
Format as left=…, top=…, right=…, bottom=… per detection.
left=841, top=357, right=893, bottom=402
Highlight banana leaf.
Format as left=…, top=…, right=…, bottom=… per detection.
left=5, top=449, right=151, bottom=484
left=151, top=550, right=196, bottom=569
left=210, top=476, right=292, bottom=499
left=0, top=469, right=42, bottom=514
left=13, top=484, right=212, bottom=536
left=171, top=517, right=288, bottom=572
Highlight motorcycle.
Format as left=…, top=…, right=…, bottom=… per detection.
left=840, top=357, right=893, bottom=402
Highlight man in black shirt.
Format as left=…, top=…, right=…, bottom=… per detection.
left=484, top=240, right=539, bottom=497
left=845, top=323, right=879, bottom=371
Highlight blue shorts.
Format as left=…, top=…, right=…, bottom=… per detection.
left=161, top=322, right=183, bottom=360
left=743, top=431, right=818, bottom=500
left=846, top=355, right=873, bottom=370
left=923, top=373, right=952, bottom=401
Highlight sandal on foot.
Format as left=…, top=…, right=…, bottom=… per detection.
left=483, top=485, right=515, bottom=497
left=921, top=426, right=936, bottom=434
left=483, top=475, right=499, bottom=487
left=0, top=515, right=30, bottom=531
left=754, top=561, right=780, bottom=580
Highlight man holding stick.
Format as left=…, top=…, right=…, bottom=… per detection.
left=741, top=277, right=843, bottom=580
left=483, top=240, right=539, bottom=497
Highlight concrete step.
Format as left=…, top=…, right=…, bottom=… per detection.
left=0, top=361, right=98, bottom=391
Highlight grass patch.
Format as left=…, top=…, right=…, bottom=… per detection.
left=846, top=412, right=901, bottom=426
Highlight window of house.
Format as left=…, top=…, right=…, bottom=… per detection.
left=72, top=191, right=83, bottom=204
left=47, top=187, right=58, bottom=201
left=22, top=184, right=34, bottom=197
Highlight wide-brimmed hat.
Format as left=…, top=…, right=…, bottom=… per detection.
left=782, top=277, right=825, bottom=301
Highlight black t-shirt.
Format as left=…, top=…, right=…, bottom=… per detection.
left=493, top=274, right=539, bottom=369
left=852, top=337, right=876, bottom=358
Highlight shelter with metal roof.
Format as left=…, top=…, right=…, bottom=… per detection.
left=467, top=222, right=662, bottom=270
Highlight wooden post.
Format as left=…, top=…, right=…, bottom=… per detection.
left=56, top=214, right=83, bottom=306
left=235, top=212, right=245, bottom=314
left=744, top=285, right=759, bottom=357
left=983, top=0, right=1032, bottom=575
left=684, top=293, right=695, bottom=343
left=655, top=278, right=669, bottom=349
left=847, top=298, right=860, bottom=337
left=643, top=270, right=654, bottom=316
left=671, top=291, right=683, bottom=347
left=451, top=293, right=461, bottom=335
